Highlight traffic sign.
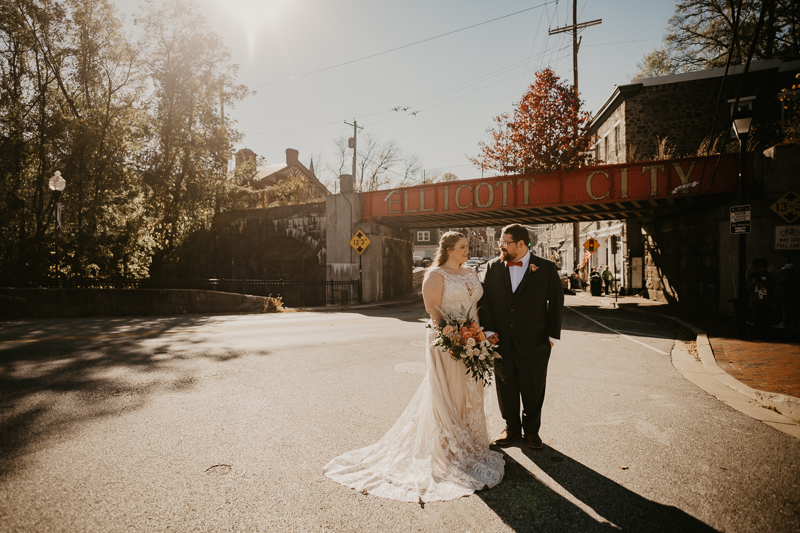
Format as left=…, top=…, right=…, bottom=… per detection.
left=775, top=225, right=800, bottom=250
left=349, top=229, right=371, bottom=255
left=583, top=238, right=599, bottom=252
left=730, top=205, right=751, bottom=234
left=770, top=191, right=799, bottom=224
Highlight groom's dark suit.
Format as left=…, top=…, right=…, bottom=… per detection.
left=478, top=252, right=564, bottom=437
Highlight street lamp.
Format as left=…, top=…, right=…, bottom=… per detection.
left=48, top=171, right=66, bottom=286
left=732, top=108, right=752, bottom=338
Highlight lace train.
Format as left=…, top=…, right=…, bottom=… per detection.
left=323, top=268, right=504, bottom=502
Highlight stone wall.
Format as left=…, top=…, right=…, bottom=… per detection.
left=211, top=202, right=326, bottom=281
left=0, top=289, right=273, bottom=318
left=641, top=203, right=724, bottom=311
left=381, top=230, right=414, bottom=300
left=637, top=144, right=799, bottom=315
left=412, top=269, right=426, bottom=291
left=594, top=102, right=625, bottom=164
left=624, top=66, right=794, bottom=160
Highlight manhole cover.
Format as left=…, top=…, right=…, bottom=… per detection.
left=205, top=464, right=231, bottom=475
left=393, top=362, right=426, bottom=375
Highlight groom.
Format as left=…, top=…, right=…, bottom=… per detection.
left=479, top=224, right=564, bottom=449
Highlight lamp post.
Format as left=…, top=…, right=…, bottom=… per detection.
left=732, top=109, right=752, bottom=339
left=48, top=171, right=66, bottom=286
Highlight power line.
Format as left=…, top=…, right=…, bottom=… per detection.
left=250, top=2, right=556, bottom=90
left=245, top=44, right=568, bottom=138
left=584, top=38, right=660, bottom=48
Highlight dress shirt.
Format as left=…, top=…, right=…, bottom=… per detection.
left=508, top=251, right=530, bottom=293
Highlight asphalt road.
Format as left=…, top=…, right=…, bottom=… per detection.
left=1, top=296, right=798, bottom=532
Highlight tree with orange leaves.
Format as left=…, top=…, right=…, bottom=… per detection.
left=471, top=68, right=594, bottom=174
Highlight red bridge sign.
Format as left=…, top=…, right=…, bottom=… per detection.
left=361, top=154, right=749, bottom=227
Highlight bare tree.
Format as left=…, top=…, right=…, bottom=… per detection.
left=632, top=47, right=678, bottom=80
left=328, top=132, right=422, bottom=192
left=636, top=0, right=799, bottom=75
left=358, top=134, right=399, bottom=191
left=397, top=153, right=423, bottom=187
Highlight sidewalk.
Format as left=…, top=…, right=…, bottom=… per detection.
left=577, top=290, right=800, bottom=399
left=574, top=289, right=800, bottom=436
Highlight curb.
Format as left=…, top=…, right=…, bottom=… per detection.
left=290, top=292, right=423, bottom=313
left=573, top=291, right=800, bottom=439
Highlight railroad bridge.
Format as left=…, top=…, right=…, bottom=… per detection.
left=214, top=152, right=764, bottom=311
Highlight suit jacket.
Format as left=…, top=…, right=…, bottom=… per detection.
left=478, top=253, right=564, bottom=356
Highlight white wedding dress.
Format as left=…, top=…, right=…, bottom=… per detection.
left=323, top=267, right=504, bottom=502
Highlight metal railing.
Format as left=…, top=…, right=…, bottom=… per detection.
left=0, top=278, right=361, bottom=308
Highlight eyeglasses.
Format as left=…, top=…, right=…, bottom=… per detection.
left=497, top=240, right=515, bottom=249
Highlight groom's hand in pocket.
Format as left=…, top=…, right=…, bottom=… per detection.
left=487, top=333, right=499, bottom=345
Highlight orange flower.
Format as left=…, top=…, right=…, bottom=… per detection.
left=477, top=332, right=486, bottom=342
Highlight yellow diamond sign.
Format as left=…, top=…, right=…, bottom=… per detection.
left=349, top=229, right=371, bottom=255
left=770, top=191, right=800, bottom=224
left=583, top=238, right=599, bottom=252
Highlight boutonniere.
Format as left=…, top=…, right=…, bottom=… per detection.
left=530, top=264, right=538, bottom=273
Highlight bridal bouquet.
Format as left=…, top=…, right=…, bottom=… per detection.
left=428, top=309, right=501, bottom=386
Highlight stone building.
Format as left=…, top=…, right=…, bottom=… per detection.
left=590, top=58, right=800, bottom=164
left=234, top=148, right=329, bottom=206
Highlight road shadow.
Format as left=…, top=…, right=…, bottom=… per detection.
left=476, top=447, right=718, bottom=533
left=347, top=299, right=683, bottom=343
left=0, top=315, right=263, bottom=477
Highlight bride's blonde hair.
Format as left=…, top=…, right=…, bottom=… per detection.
left=432, top=231, right=466, bottom=267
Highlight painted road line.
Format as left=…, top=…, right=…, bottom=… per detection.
left=567, top=306, right=669, bottom=355
left=578, top=315, right=657, bottom=325
left=615, top=328, right=674, bottom=340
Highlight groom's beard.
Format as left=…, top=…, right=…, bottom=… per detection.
left=500, top=247, right=525, bottom=262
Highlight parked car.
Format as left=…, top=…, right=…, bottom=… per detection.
left=414, top=256, right=432, bottom=268
left=465, top=259, right=480, bottom=268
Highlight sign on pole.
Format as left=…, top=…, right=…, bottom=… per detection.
left=583, top=238, right=599, bottom=252
left=770, top=191, right=799, bottom=224
left=349, top=229, right=371, bottom=255
left=631, top=257, right=643, bottom=289
left=775, top=226, right=800, bottom=250
left=730, top=205, right=751, bottom=234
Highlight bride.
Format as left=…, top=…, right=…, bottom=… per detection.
left=323, top=231, right=504, bottom=502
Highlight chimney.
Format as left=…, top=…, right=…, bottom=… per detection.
left=235, top=148, right=257, bottom=170
left=286, top=148, right=299, bottom=164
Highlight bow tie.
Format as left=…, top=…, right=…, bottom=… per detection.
left=507, top=260, right=524, bottom=267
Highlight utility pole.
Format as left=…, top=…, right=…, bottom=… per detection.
left=344, top=119, right=363, bottom=187
left=549, top=3, right=601, bottom=272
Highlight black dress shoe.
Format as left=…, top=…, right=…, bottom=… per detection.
left=525, top=434, right=543, bottom=449
left=494, top=429, right=521, bottom=446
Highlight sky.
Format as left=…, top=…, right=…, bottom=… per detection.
left=114, top=0, right=677, bottom=187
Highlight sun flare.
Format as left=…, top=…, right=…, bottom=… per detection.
left=216, top=0, right=290, bottom=53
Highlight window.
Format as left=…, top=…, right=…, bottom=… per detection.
left=604, top=135, right=609, bottom=163
left=614, top=125, right=621, bottom=155
left=417, top=231, right=430, bottom=242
